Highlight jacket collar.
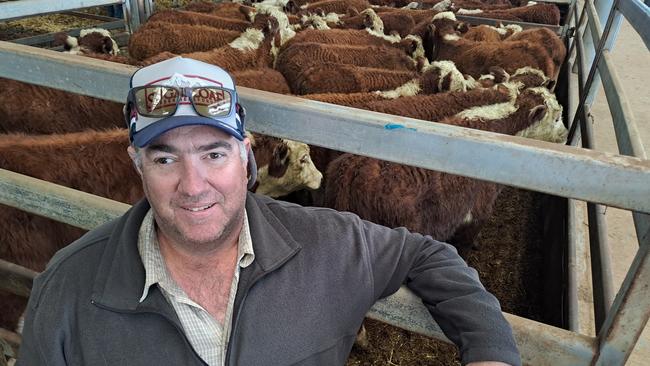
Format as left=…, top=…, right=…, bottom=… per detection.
left=91, top=193, right=301, bottom=311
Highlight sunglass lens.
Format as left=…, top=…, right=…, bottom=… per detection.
left=135, top=87, right=178, bottom=117
left=191, top=88, right=232, bottom=117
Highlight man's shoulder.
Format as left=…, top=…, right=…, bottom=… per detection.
left=48, top=218, right=117, bottom=268
left=30, top=218, right=119, bottom=305
left=248, top=192, right=372, bottom=242
left=250, top=192, right=359, bottom=223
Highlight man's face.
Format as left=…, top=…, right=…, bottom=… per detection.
left=133, top=125, right=250, bottom=252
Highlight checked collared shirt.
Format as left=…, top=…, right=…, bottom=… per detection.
left=138, top=209, right=255, bottom=366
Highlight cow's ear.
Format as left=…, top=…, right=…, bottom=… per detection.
left=488, top=66, right=509, bottom=83
left=52, top=32, right=68, bottom=47
left=545, top=79, right=556, bottom=90
left=268, top=143, right=290, bottom=178
left=427, top=24, right=437, bottom=36
left=529, top=105, right=547, bottom=123
left=284, top=0, right=297, bottom=14
left=363, top=12, right=374, bottom=28
left=102, top=36, right=114, bottom=54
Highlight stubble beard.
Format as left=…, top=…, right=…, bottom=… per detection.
left=145, top=188, right=247, bottom=255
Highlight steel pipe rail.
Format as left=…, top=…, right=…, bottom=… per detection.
left=0, top=169, right=599, bottom=364
left=0, top=169, right=129, bottom=231
left=618, top=0, right=650, bottom=50
left=1, top=41, right=650, bottom=214
left=10, top=20, right=125, bottom=46
left=0, top=259, right=37, bottom=298
left=569, top=3, right=616, bottom=335
left=585, top=0, right=650, bottom=250
left=0, top=0, right=123, bottom=22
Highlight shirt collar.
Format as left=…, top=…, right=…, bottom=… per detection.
left=138, top=208, right=255, bottom=303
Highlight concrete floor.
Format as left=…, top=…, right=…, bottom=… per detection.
left=582, top=19, right=649, bottom=365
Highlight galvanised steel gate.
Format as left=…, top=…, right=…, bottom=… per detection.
left=0, top=0, right=648, bottom=364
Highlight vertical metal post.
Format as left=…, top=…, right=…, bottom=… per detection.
left=580, top=0, right=624, bottom=106
left=566, top=0, right=621, bottom=144
left=123, top=0, right=153, bottom=32
left=591, top=223, right=650, bottom=365
left=585, top=3, right=624, bottom=106
left=570, top=2, right=616, bottom=335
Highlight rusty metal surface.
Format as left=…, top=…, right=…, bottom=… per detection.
left=0, top=259, right=36, bottom=298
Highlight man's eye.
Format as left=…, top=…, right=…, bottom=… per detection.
left=153, top=157, right=174, bottom=165
left=208, top=152, right=224, bottom=160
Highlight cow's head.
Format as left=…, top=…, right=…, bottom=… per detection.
left=515, top=88, right=567, bottom=143
left=57, top=28, right=119, bottom=56
left=250, top=134, right=323, bottom=197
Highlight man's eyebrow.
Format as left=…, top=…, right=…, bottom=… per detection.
left=146, top=144, right=176, bottom=154
left=198, top=141, right=233, bottom=152
left=145, top=141, right=232, bottom=154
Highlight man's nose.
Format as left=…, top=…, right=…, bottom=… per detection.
left=178, top=159, right=208, bottom=196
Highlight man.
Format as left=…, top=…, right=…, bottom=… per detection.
left=17, top=57, right=520, bottom=366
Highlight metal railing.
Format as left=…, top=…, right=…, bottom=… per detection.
left=565, top=0, right=650, bottom=364
left=0, top=0, right=649, bottom=364
left=0, top=0, right=154, bottom=33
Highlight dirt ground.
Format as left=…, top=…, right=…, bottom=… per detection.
left=1, top=5, right=551, bottom=365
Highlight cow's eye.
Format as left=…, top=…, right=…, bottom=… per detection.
left=300, top=155, right=309, bottom=164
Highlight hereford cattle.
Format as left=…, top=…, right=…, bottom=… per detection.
left=507, top=27, right=566, bottom=76
left=324, top=82, right=566, bottom=257
left=0, top=128, right=323, bottom=330
left=467, top=3, right=562, bottom=25
left=147, top=9, right=254, bottom=31
left=232, top=68, right=292, bottom=94
left=55, top=28, right=120, bottom=56
left=184, top=1, right=255, bottom=21
left=141, top=21, right=280, bottom=72
left=276, top=42, right=419, bottom=91
left=128, top=22, right=243, bottom=60
left=0, top=78, right=123, bottom=134
left=249, top=133, right=323, bottom=197
left=362, top=84, right=514, bottom=122
left=428, top=12, right=559, bottom=78
left=0, top=129, right=139, bottom=331
left=285, top=0, right=371, bottom=15
left=290, top=63, right=417, bottom=94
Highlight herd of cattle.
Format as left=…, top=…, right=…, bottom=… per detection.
left=0, top=0, right=568, bottom=333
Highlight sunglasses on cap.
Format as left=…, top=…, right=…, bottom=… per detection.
left=126, top=85, right=238, bottom=119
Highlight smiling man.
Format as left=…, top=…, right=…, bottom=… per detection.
left=17, top=58, right=520, bottom=366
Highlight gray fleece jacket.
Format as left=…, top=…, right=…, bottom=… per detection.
left=17, top=193, right=520, bottom=366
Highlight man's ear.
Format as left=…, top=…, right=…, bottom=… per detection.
left=127, top=145, right=143, bottom=175
left=243, top=137, right=252, bottom=155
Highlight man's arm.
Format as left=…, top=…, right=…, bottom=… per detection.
left=16, top=275, right=67, bottom=366
left=359, top=219, right=521, bottom=366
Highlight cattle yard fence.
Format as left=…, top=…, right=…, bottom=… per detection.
left=0, top=0, right=649, bottom=365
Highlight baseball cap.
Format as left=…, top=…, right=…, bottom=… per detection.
left=125, top=57, right=257, bottom=187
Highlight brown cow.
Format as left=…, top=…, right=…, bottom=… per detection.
left=324, top=83, right=566, bottom=257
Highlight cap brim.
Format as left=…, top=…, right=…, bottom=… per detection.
left=132, top=115, right=244, bottom=148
